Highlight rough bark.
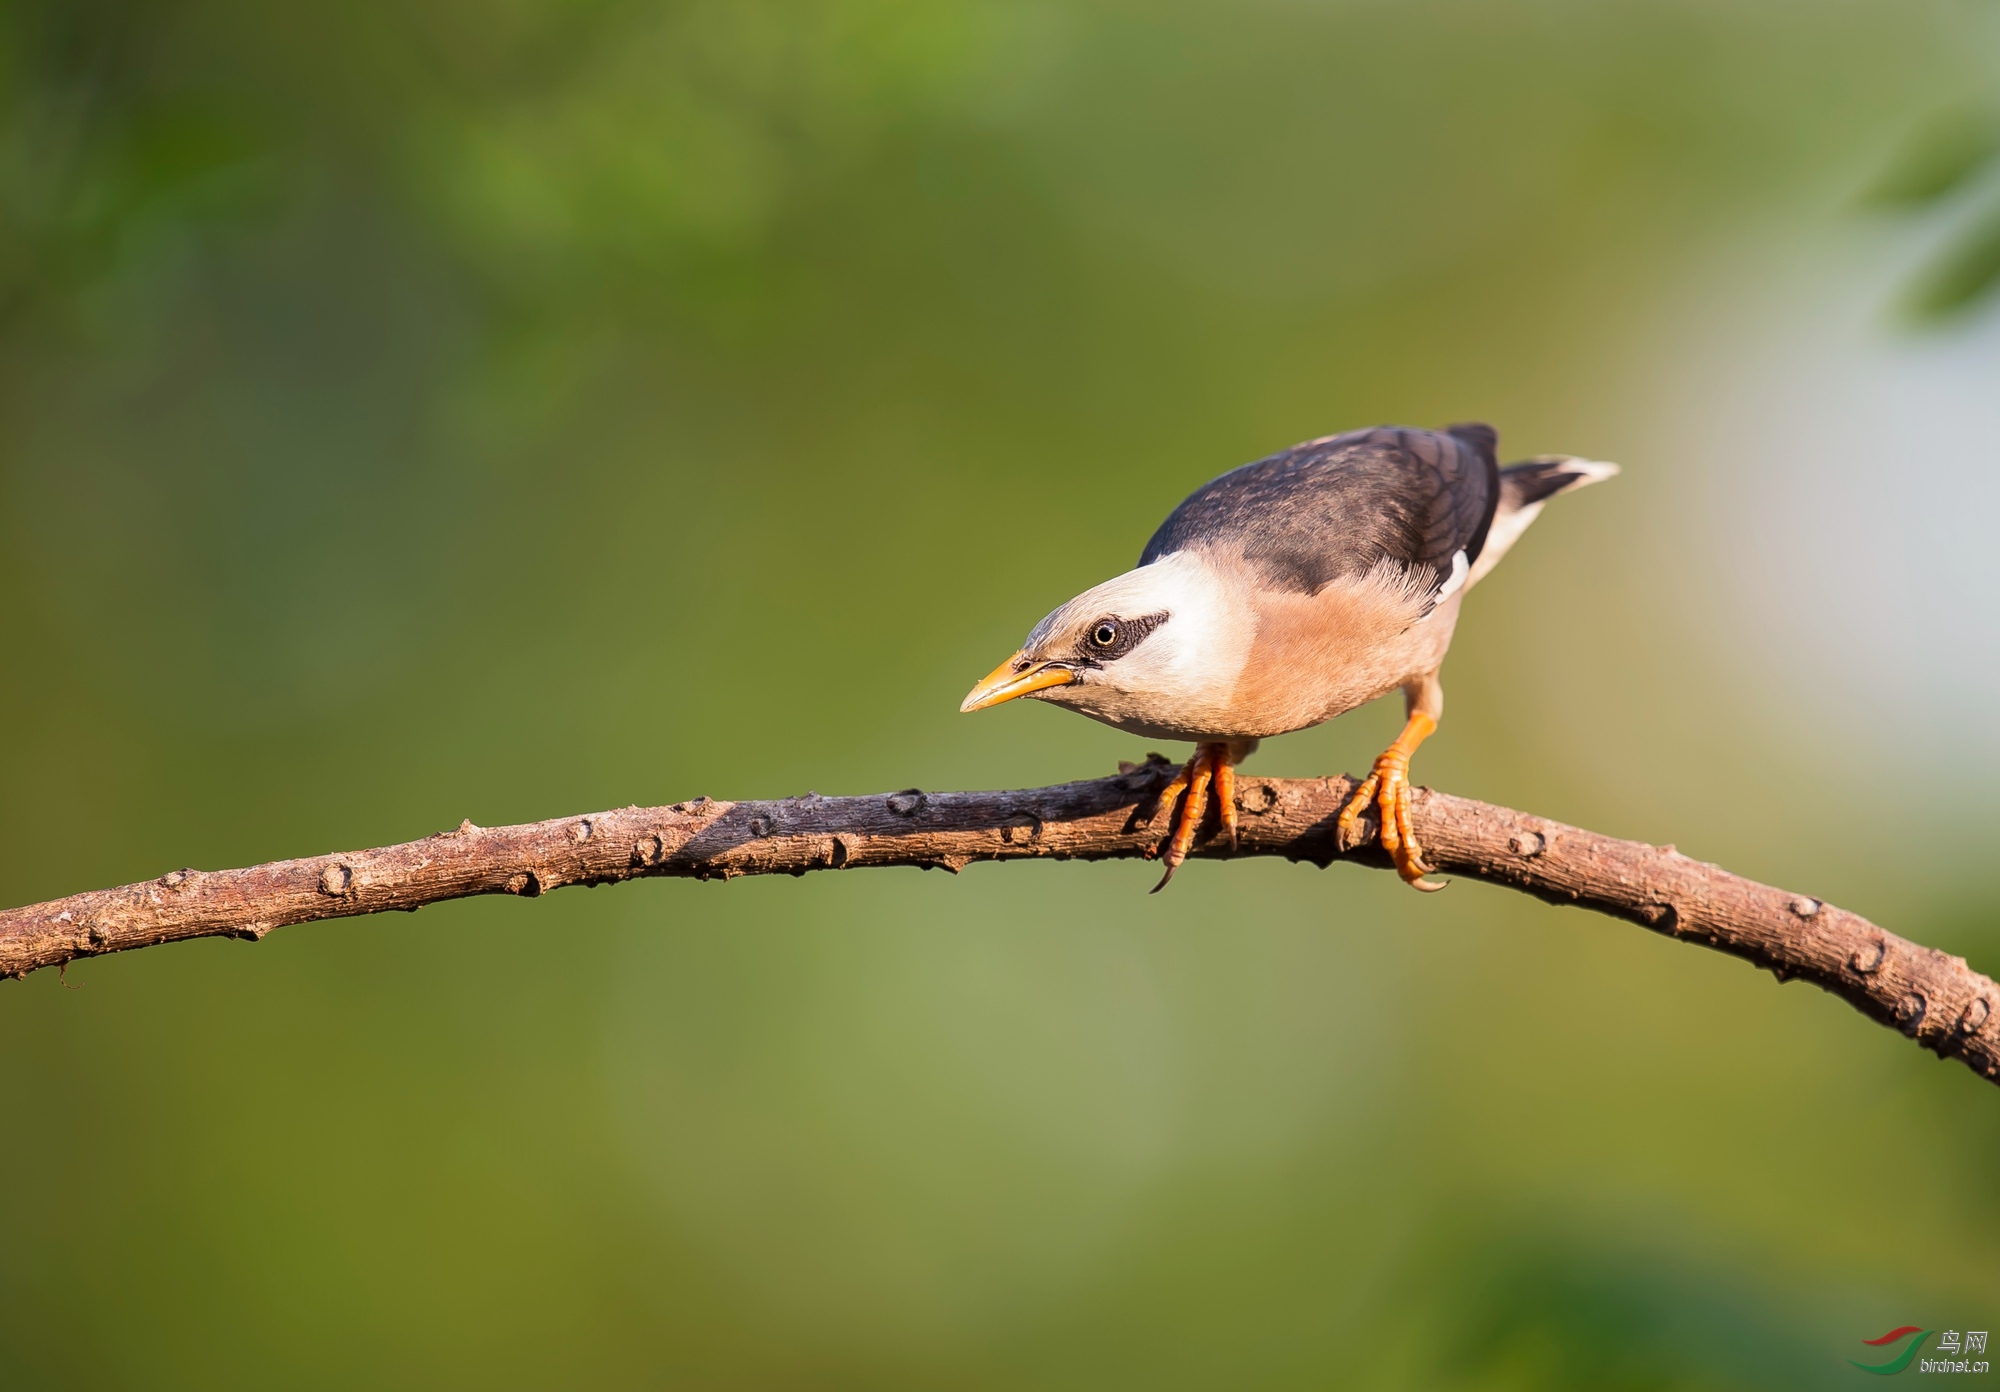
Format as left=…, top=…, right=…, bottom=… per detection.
left=2, top=759, right=1993, bottom=1089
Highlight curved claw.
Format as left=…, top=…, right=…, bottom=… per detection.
left=1150, top=743, right=1239, bottom=891
left=1151, top=754, right=1212, bottom=892
left=1339, top=753, right=1446, bottom=892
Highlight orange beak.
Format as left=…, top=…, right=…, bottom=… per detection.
left=959, top=654, right=1076, bottom=712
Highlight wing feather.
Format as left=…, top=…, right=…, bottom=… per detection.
left=1139, top=424, right=1501, bottom=599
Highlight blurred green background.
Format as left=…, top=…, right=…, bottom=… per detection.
left=3, top=0, right=1999, bottom=1386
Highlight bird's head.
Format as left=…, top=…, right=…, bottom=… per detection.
left=959, top=551, right=1251, bottom=736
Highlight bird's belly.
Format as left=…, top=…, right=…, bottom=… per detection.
left=1223, top=588, right=1465, bottom=737
left=1035, top=684, right=1269, bottom=743
left=1199, top=671, right=1407, bottom=740
left=1041, top=679, right=1393, bottom=743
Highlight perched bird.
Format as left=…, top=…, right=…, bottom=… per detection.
left=960, top=424, right=1616, bottom=889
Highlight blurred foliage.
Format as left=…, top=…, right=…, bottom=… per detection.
left=1438, top=1228, right=1831, bottom=1391
left=1867, top=108, right=2000, bottom=209
left=1, top=0, right=1996, bottom=1388
left=1869, top=102, right=2000, bottom=317
left=1910, top=201, right=2000, bottom=318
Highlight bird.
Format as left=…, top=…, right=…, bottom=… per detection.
left=959, top=423, right=1616, bottom=890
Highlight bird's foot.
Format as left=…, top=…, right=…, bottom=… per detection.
left=1337, top=724, right=1445, bottom=892
left=1147, top=742, right=1237, bottom=892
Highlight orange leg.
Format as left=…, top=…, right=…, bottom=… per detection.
left=1150, top=742, right=1238, bottom=891
left=1336, top=712, right=1444, bottom=891
left=1148, top=759, right=1195, bottom=836
left=1212, top=756, right=1237, bottom=852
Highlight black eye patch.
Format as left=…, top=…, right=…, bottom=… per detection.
left=1071, top=610, right=1169, bottom=665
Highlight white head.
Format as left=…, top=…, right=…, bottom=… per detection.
left=959, top=550, right=1254, bottom=738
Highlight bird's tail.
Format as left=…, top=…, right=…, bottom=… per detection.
left=1466, top=455, right=1619, bottom=589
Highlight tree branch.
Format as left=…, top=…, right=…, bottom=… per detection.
left=3, top=760, right=1994, bottom=1088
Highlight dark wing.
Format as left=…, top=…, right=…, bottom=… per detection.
left=1139, top=424, right=1501, bottom=595
left=1496, top=455, right=1602, bottom=512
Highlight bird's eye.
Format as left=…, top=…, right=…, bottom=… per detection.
left=1090, top=621, right=1119, bottom=648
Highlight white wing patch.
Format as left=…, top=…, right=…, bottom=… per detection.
left=1435, top=548, right=1469, bottom=602
left=1408, top=549, right=1469, bottom=625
